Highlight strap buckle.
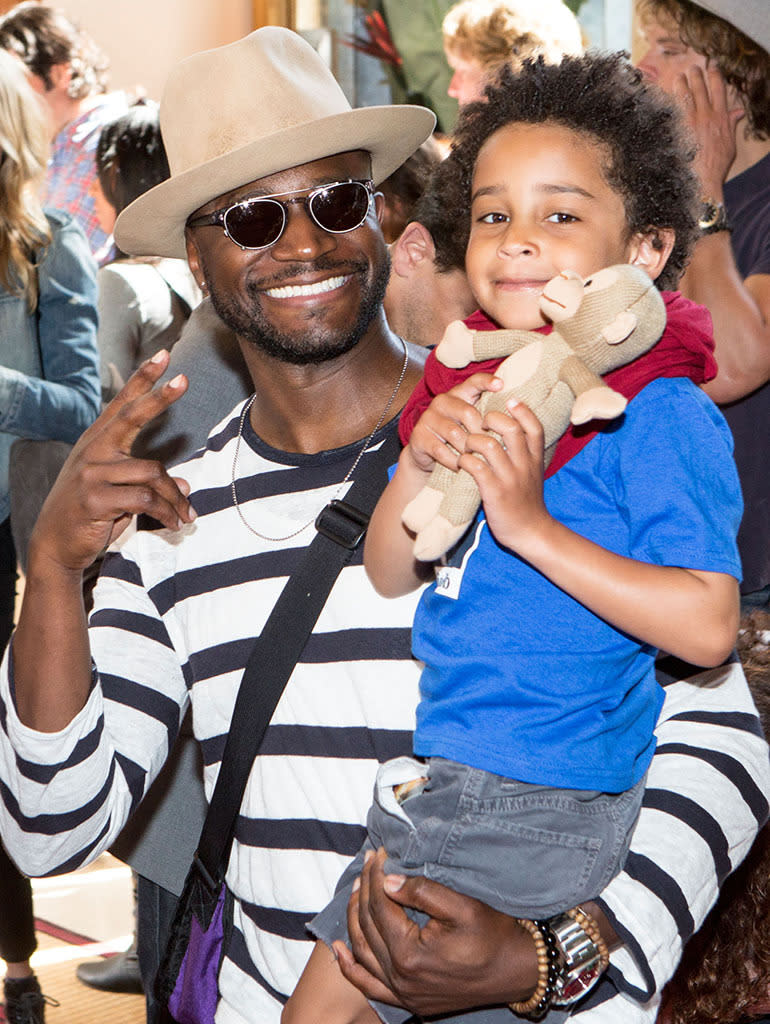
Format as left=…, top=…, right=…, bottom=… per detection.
left=191, top=851, right=220, bottom=894
left=315, top=499, right=369, bottom=549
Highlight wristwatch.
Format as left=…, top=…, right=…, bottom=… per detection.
left=698, top=199, right=731, bottom=235
left=543, top=911, right=606, bottom=1006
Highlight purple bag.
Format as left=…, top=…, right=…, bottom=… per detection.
left=157, top=857, right=234, bottom=1024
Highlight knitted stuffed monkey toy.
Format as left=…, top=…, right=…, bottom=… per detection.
left=403, top=264, right=666, bottom=561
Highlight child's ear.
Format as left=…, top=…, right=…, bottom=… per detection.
left=628, top=228, right=675, bottom=282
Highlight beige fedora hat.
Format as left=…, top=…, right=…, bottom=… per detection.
left=686, top=1, right=770, bottom=53
left=115, top=26, right=436, bottom=258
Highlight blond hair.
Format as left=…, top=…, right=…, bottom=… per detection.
left=443, top=0, right=583, bottom=72
left=0, top=49, right=51, bottom=309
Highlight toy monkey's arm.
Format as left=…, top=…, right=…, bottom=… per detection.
left=560, top=354, right=628, bottom=425
left=436, top=321, right=538, bottom=369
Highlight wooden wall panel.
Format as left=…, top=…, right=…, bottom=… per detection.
left=252, top=0, right=294, bottom=29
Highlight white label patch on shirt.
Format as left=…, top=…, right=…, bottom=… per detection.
left=433, top=521, right=485, bottom=600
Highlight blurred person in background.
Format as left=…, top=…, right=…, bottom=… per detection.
left=0, top=2, right=129, bottom=264
left=442, top=0, right=583, bottom=106
left=377, top=135, right=445, bottom=243
left=91, top=99, right=200, bottom=404
left=0, top=46, right=99, bottom=1024
left=636, top=0, right=770, bottom=613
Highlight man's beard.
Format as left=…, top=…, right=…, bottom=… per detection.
left=208, top=248, right=391, bottom=366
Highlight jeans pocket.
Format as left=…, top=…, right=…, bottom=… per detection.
left=435, top=791, right=608, bottom=916
left=374, top=755, right=430, bottom=827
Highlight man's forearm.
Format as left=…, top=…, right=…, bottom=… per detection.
left=683, top=236, right=770, bottom=403
left=12, top=546, right=93, bottom=731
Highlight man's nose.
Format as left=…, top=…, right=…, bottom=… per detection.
left=270, top=201, right=336, bottom=261
left=636, top=53, right=657, bottom=81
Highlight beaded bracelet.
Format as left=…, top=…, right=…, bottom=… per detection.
left=568, top=906, right=610, bottom=971
left=508, top=917, right=558, bottom=1019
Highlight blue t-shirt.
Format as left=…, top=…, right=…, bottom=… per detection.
left=412, top=378, right=742, bottom=792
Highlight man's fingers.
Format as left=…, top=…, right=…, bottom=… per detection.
left=353, top=852, right=399, bottom=973
left=684, top=65, right=712, bottom=108
left=334, top=942, right=399, bottom=1005
left=105, top=373, right=188, bottom=454
left=88, top=354, right=188, bottom=454
left=97, top=350, right=172, bottom=424
left=77, top=459, right=195, bottom=530
left=377, top=869, right=476, bottom=925
left=346, top=871, right=392, bottom=985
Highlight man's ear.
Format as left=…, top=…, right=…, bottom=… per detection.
left=628, top=228, right=675, bottom=282
left=390, top=221, right=437, bottom=279
left=373, top=191, right=386, bottom=225
left=185, top=231, right=208, bottom=295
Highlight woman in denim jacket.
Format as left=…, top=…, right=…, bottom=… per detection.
left=0, top=49, right=99, bottom=1024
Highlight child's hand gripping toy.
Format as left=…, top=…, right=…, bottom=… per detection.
left=402, top=263, right=667, bottom=561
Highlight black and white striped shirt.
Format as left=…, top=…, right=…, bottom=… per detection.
left=1, top=404, right=768, bottom=1023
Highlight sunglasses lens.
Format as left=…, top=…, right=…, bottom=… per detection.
left=310, top=181, right=370, bottom=233
left=225, top=199, right=285, bottom=249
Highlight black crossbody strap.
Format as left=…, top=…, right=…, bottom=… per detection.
left=195, top=427, right=401, bottom=882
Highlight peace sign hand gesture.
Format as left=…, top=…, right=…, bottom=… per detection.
left=30, top=350, right=195, bottom=574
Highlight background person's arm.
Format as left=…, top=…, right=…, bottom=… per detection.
left=0, top=214, right=101, bottom=442
left=673, top=66, right=770, bottom=404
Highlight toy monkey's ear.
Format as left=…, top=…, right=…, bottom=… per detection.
left=603, top=311, right=639, bottom=344
left=629, top=228, right=675, bottom=281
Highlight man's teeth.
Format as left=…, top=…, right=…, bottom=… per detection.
left=266, top=275, right=347, bottom=298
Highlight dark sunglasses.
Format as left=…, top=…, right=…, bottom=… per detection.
left=187, top=178, right=376, bottom=250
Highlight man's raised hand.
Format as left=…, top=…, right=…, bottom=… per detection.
left=30, top=350, right=194, bottom=573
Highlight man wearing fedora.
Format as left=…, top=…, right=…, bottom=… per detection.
left=0, top=26, right=768, bottom=1024
left=637, top=0, right=770, bottom=615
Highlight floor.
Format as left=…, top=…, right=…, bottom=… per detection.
left=0, top=853, right=146, bottom=1024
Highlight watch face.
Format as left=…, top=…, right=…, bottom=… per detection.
left=700, top=203, right=720, bottom=228
left=559, top=963, right=603, bottom=1002
left=699, top=201, right=729, bottom=233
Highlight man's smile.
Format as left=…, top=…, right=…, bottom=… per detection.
left=264, top=274, right=350, bottom=299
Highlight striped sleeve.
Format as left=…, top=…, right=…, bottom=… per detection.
left=573, top=658, right=770, bottom=1021
left=0, top=541, right=188, bottom=879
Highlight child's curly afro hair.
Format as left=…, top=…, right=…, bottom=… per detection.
left=436, top=51, right=701, bottom=292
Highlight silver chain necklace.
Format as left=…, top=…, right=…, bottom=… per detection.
left=231, top=338, right=409, bottom=543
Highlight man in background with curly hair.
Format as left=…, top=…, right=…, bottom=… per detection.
left=636, top=0, right=770, bottom=615
left=441, top=0, right=583, bottom=106
left=0, top=2, right=128, bottom=264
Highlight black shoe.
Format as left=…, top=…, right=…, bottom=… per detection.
left=75, top=949, right=144, bottom=994
left=3, top=976, right=58, bottom=1024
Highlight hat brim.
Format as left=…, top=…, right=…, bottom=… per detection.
left=687, top=1, right=769, bottom=52
left=114, top=104, right=436, bottom=259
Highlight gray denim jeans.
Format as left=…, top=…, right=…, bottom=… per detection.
left=312, top=755, right=644, bottom=1024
